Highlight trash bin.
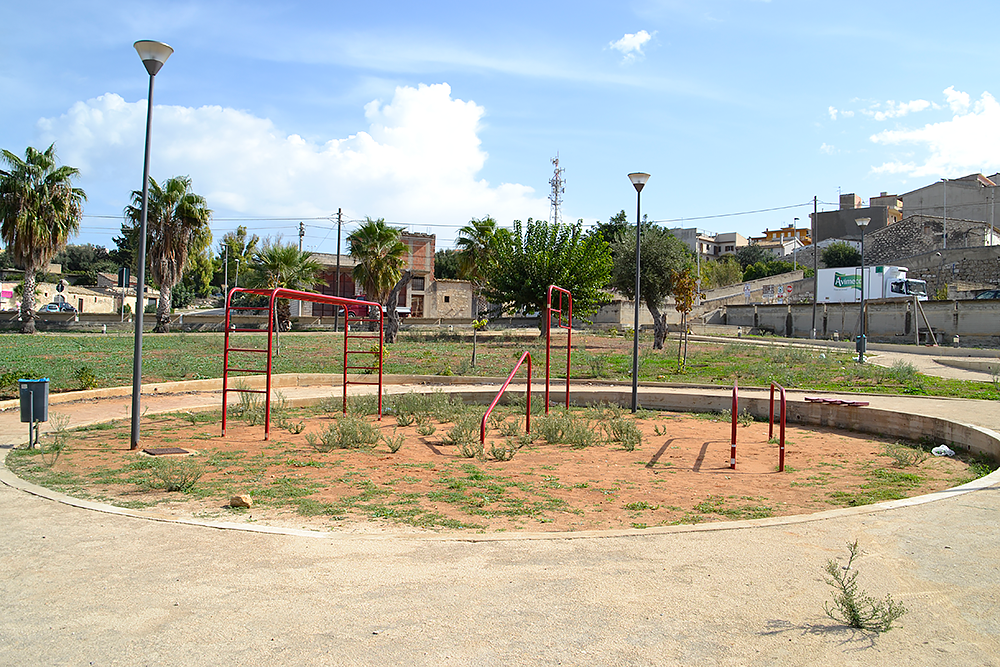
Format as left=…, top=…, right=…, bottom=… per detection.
left=19, top=378, right=49, bottom=424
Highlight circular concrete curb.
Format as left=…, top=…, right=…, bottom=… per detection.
left=3, top=376, right=998, bottom=542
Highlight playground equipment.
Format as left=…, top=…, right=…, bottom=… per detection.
left=730, top=381, right=738, bottom=469
left=770, top=382, right=787, bottom=472
left=222, top=287, right=383, bottom=439
left=481, top=351, right=532, bottom=445
left=545, top=285, right=573, bottom=413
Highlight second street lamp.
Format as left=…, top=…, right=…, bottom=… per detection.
left=628, top=172, right=650, bottom=413
left=855, top=216, right=870, bottom=364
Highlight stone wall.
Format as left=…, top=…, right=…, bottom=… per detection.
left=865, top=215, right=992, bottom=266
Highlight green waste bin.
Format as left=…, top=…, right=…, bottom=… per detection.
left=19, top=378, right=49, bottom=424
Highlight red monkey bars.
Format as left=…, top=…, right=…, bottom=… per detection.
left=222, top=287, right=383, bottom=440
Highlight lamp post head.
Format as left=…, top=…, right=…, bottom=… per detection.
left=628, top=172, right=650, bottom=193
left=855, top=217, right=871, bottom=230
left=134, top=40, right=174, bottom=76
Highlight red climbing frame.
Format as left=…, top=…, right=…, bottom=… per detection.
left=222, top=287, right=383, bottom=440
left=481, top=351, right=532, bottom=444
left=545, top=285, right=572, bottom=413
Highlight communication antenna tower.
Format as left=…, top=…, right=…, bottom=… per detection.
left=549, top=154, right=565, bottom=225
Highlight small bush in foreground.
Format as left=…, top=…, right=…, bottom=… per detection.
left=824, top=541, right=907, bottom=633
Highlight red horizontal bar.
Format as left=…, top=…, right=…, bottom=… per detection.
left=224, top=368, right=268, bottom=374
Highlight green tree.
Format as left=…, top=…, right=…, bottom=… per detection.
left=672, top=268, right=702, bottom=367
left=348, top=217, right=410, bottom=341
left=483, top=218, right=612, bottom=334
left=611, top=224, right=691, bottom=349
left=125, top=176, right=212, bottom=333
left=700, top=255, right=743, bottom=290
left=821, top=241, right=861, bottom=268
left=348, top=218, right=408, bottom=306
left=590, top=210, right=630, bottom=246
left=743, top=259, right=795, bottom=281
left=734, top=243, right=776, bottom=270
left=215, top=225, right=260, bottom=289
left=53, top=243, right=116, bottom=285
left=434, top=249, right=461, bottom=280
left=0, top=144, right=86, bottom=333
left=244, top=240, right=321, bottom=329
left=456, top=216, right=508, bottom=365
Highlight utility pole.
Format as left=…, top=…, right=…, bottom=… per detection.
left=811, top=196, right=818, bottom=339
left=299, top=221, right=305, bottom=251
left=334, top=208, right=343, bottom=333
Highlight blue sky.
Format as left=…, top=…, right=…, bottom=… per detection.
left=3, top=0, right=999, bottom=255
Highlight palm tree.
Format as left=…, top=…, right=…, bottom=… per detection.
left=348, top=217, right=408, bottom=308
left=456, top=216, right=505, bottom=365
left=125, top=176, right=212, bottom=333
left=244, top=240, right=321, bottom=329
left=0, top=144, right=86, bottom=333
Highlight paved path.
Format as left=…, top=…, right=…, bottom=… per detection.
left=1, top=372, right=999, bottom=665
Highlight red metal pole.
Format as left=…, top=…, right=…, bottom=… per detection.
left=377, top=307, right=383, bottom=420
left=264, top=290, right=275, bottom=440
left=222, top=288, right=233, bottom=436
left=564, top=293, right=571, bottom=409
left=730, top=380, right=738, bottom=469
left=342, top=309, right=349, bottom=415
left=778, top=385, right=786, bottom=472
left=545, top=300, right=552, bottom=414
left=769, top=382, right=775, bottom=440
left=526, top=353, right=532, bottom=433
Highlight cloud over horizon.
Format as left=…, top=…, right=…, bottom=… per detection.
left=609, top=30, right=654, bottom=62
left=37, top=83, right=548, bottom=245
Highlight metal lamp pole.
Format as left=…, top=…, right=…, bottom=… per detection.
left=130, top=40, right=173, bottom=450
left=855, top=217, right=870, bottom=364
left=628, top=172, right=650, bottom=413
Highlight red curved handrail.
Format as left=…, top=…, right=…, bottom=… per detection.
left=481, top=351, right=532, bottom=444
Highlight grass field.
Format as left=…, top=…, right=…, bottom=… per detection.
left=2, top=329, right=999, bottom=402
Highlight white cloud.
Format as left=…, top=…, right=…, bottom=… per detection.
left=819, top=143, right=837, bottom=155
left=869, top=88, right=1000, bottom=178
left=828, top=106, right=838, bottom=121
left=862, top=99, right=931, bottom=121
left=609, top=30, right=654, bottom=62
left=37, top=84, right=548, bottom=240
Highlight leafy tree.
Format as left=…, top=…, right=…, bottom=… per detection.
left=743, top=259, right=795, bottom=281
left=215, top=225, right=260, bottom=289
left=244, top=240, right=321, bottom=329
left=821, top=241, right=861, bottom=268
left=53, top=243, right=116, bottom=285
left=700, top=255, right=743, bottom=290
left=734, top=243, right=777, bottom=270
left=434, top=249, right=461, bottom=280
left=125, top=176, right=212, bottom=333
left=590, top=210, right=630, bottom=246
left=181, top=243, right=214, bottom=297
left=611, top=224, right=691, bottom=349
left=672, top=268, right=702, bottom=367
left=0, top=144, right=85, bottom=333
left=483, top=218, right=612, bottom=334
left=110, top=218, right=140, bottom=275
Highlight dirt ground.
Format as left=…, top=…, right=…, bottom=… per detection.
left=19, top=404, right=979, bottom=536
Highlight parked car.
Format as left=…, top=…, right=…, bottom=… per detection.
left=40, top=303, right=61, bottom=313
left=974, top=289, right=1000, bottom=299
left=59, top=303, right=77, bottom=312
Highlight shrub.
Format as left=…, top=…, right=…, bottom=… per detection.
left=824, top=541, right=907, bottom=632
left=490, top=441, right=517, bottom=461
left=41, top=414, right=71, bottom=467
left=142, top=457, right=204, bottom=492
left=74, top=366, right=99, bottom=390
left=415, top=422, right=437, bottom=437
left=381, top=430, right=404, bottom=454
left=604, top=418, right=642, bottom=451
left=883, top=442, right=928, bottom=468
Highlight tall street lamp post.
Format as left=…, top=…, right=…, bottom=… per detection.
left=855, top=216, right=870, bottom=364
left=628, top=172, right=650, bottom=413
left=130, top=40, right=173, bottom=450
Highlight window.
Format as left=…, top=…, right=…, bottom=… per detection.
left=444, top=295, right=450, bottom=303
left=412, top=276, right=425, bottom=291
